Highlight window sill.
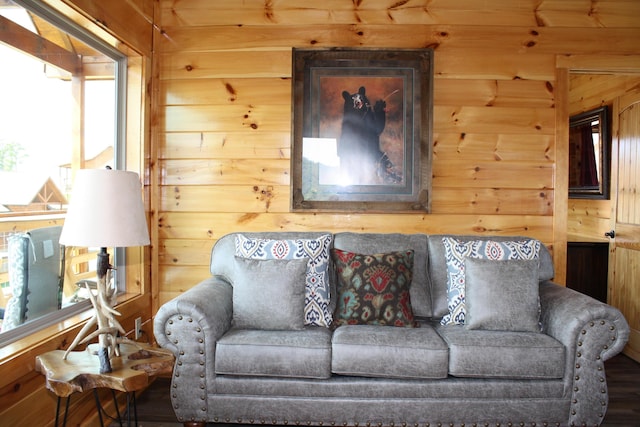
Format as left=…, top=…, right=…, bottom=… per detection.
left=0, top=292, right=144, bottom=364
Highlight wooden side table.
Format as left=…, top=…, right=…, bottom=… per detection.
left=35, top=342, right=174, bottom=427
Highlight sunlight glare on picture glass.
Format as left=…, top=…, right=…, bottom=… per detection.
left=302, top=137, right=350, bottom=186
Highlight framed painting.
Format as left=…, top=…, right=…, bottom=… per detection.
left=291, top=48, right=434, bottom=212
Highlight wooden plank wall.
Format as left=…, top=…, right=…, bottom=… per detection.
left=567, top=74, right=640, bottom=242
left=154, top=0, right=640, bottom=306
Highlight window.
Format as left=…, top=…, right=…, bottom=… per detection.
left=0, top=0, right=132, bottom=343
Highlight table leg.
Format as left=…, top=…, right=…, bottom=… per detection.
left=93, top=389, right=105, bottom=427
left=111, top=389, right=123, bottom=427
left=55, top=396, right=61, bottom=427
left=126, top=392, right=139, bottom=426
left=88, top=389, right=139, bottom=427
left=55, top=395, right=71, bottom=427
left=64, top=396, right=70, bottom=426
left=133, top=392, right=138, bottom=426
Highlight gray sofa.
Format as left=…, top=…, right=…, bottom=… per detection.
left=154, top=232, right=630, bottom=427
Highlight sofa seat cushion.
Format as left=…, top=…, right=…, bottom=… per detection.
left=436, top=325, right=565, bottom=379
left=331, top=324, right=449, bottom=379
left=216, top=327, right=332, bottom=379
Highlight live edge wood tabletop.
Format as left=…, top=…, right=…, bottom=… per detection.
left=35, top=342, right=175, bottom=398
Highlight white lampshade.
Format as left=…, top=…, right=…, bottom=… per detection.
left=60, top=169, right=150, bottom=248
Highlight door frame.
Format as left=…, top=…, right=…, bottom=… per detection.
left=555, top=55, right=640, bottom=285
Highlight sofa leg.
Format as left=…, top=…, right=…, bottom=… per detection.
left=183, top=423, right=206, bottom=427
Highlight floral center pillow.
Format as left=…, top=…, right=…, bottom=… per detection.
left=331, top=249, right=417, bottom=328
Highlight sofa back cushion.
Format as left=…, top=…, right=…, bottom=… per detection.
left=211, top=232, right=554, bottom=324
left=333, top=233, right=432, bottom=318
left=427, top=235, right=555, bottom=319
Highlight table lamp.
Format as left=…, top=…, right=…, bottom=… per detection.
left=59, top=168, right=150, bottom=373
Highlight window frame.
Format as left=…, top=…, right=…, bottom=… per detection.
left=0, top=0, right=132, bottom=346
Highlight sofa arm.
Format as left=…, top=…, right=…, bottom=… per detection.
left=153, top=276, right=233, bottom=424
left=539, top=281, right=629, bottom=426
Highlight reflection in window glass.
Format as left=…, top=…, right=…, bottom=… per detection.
left=0, top=0, right=119, bottom=338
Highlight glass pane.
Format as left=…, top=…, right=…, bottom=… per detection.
left=0, top=1, right=117, bottom=337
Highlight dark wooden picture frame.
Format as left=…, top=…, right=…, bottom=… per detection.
left=291, top=48, right=434, bottom=212
left=569, top=106, right=610, bottom=200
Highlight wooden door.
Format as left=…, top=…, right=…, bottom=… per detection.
left=608, top=89, right=640, bottom=362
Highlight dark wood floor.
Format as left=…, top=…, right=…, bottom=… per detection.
left=114, top=353, right=640, bottom=427
left=601, top=353, right=640, bottom=425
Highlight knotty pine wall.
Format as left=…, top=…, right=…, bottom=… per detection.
left=153, top=0, right=640, bottom=308
left=567, top=74, right=640, bottom=242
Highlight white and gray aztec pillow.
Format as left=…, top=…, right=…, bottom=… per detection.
left=440, top=237, right=541, bottom=326
left=235, top=234, right=333, bottom=327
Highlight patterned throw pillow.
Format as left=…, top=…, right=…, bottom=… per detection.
left=235, top=234, right=333, bottom=327
left=331, top=249, right=417, bottom=327
left=440, top=237, right=541, bottom=326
